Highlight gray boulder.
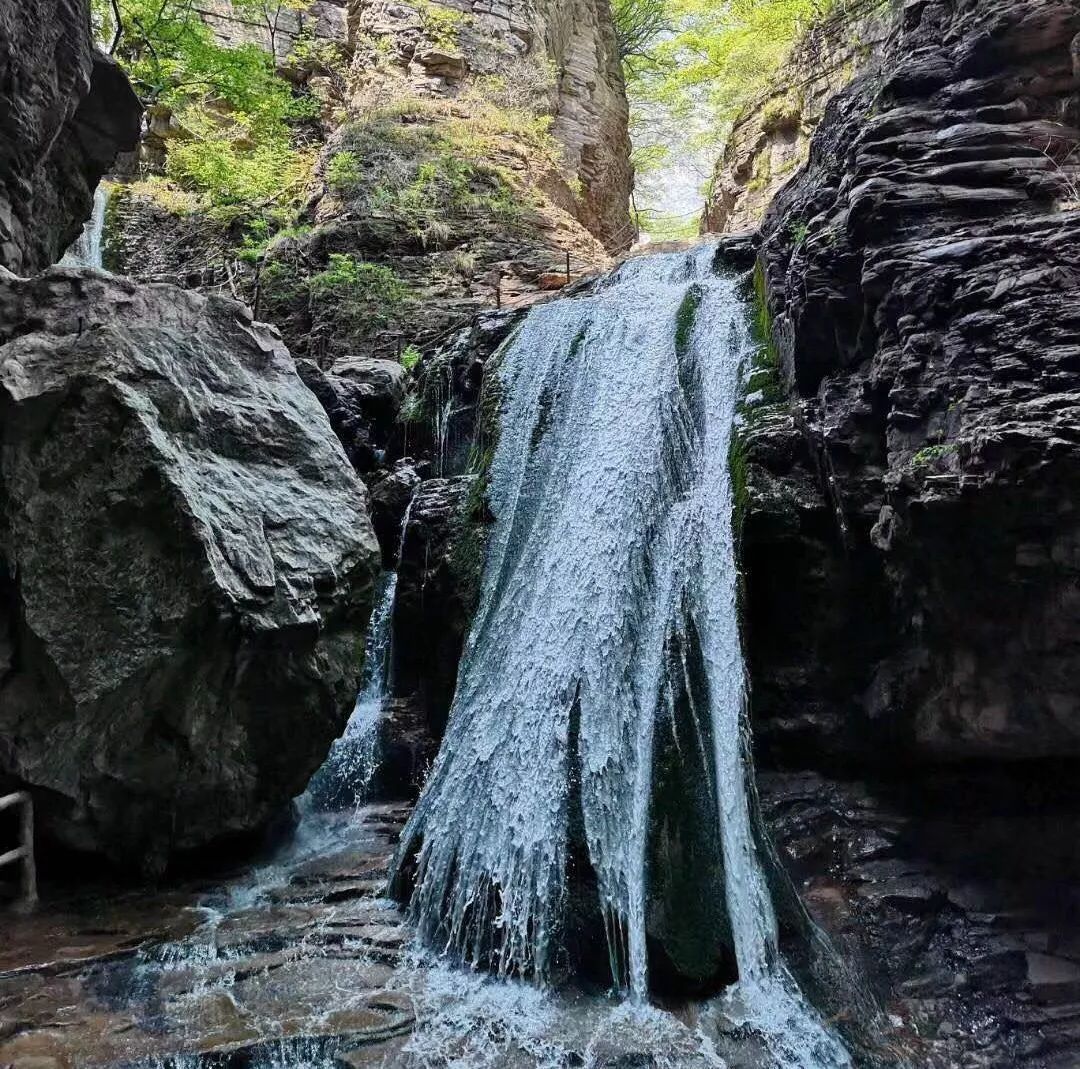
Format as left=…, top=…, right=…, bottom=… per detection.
left=0, top=267, right=380, bottom=872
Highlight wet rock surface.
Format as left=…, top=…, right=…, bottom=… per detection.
left=0, top=267, right=380, bottom=871
left=747, top=0, right=1080, bottom=761
left=763, top=768, right=1080, bottom=1069
left=0, top=805, right=416, bottom=1067
left=0, top=0, right=141, bottom=273
left=390, top=476, right=484, bottom=748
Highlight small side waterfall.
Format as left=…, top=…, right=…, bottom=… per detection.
left=304, top=571, right=398, bottom=809
left=392, top=245, right=851, bottom=1066
left=306, top=495, right=416, bottom=809
left=60, top=184, right=109, bottom=268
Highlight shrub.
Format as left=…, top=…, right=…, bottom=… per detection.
left=308, top=254, right=413, bottom=334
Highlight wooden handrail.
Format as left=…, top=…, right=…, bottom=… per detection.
left=0, top=791, right=36, bottom=911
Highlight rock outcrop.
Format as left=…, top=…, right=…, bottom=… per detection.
left=703, top=0, right=890, bottom=236
left=747, top=0, right=1080, bottom=763
left=390, top=476, right=483, bottom=745
left=0, top=267, right=380, bottom=872
left=738, top=1, right=1080, bottom=1061
left=0, top=0, right=142, bottom=273
left=108, top=0, right=632, bottom=364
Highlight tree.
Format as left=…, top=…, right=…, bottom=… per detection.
left=93, top=0, right=317, bottom=223
left=612, top=0, right=670, bottom=65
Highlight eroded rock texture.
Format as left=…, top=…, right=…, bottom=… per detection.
left=749, top=0, right=1080, bottom=763
left=0, top=268, right=380, bottom=872
left=0, top=0, right=141, bottom=273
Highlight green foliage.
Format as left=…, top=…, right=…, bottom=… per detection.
left=624, top=0, right=843, bottom=216
left=308, top=254, right=413, bottom=333
left=95, top=0, right=316, bottom=224
left=400, top=344, right=423, bottom=371
left=612, top=0, right=670, bottom=63
left=329, top=112, right=523, bottom=245
left=414, top=0, right=465, bottom=49
left=912, top=443, right=957, bottom=467
left=632, top=0, right=839, bottom=124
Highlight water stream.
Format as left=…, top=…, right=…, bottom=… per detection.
left=7, top=244, right=860, bottom=1069
left=61, top=183, right=109, bottom=268
left=393, top=244, right=850, bottom=1066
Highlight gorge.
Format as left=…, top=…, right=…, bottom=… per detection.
left=1, top=0, right=1079, bottom=1067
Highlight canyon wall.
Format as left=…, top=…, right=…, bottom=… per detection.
left=0, top=0, right=141, bottom=273
left=703, top=0, right=890, bottom=236
left=739, top=0, right=1080, bottom=1062
left=747, top=0, right=1080, bottom=764
left=108, top=0, right=633, bottom=364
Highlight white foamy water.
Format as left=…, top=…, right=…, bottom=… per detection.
left=60, top=184, right=109, bottom=268
left=392, top=243, right=850, bottom=1067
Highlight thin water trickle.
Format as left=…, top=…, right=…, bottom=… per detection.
left=304, top=492, right=415, bottom=814
left=393, top=243, right=850, bottom=1066
left=61, top=184, right=109, bottom=268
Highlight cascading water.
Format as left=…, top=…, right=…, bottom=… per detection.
left=392, top=244, right=851, bottom=1067
left=306, top=495, right=415, bottom=811
left=303, top=571, right=397, bottom=810
left=60, top=184, right=109, bottom=268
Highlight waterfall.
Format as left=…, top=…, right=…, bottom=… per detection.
left=60, top=184, right=109, bottom=269
left=392, top=244, right=850, bottom=1066
left=306, top=495, right=416, bottom=809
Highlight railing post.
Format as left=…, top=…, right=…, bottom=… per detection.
left=1, top=792, right=36, bottom=911
left=19, top=793, right=36, bottom=909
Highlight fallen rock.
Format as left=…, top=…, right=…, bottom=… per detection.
left=297, top=356, right=407, bottom=474
left=0, top=267, right=380, bottom=871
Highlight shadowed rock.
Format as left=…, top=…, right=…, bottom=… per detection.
left=0, top=0, right=142, bottom=273
left=0, top=267, right=380, bottom=872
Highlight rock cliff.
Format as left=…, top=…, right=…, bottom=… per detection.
left=0, top=0, right=141, bottom=273
left=107, top=0, right=633, bottom=364
left=704, top=0, right=890, bottom=235
left=747, top=0, right=1080, bottom=763
left=0, top=268, right=380, bottom=872
left=739, top=0, right=1080, bottom=1061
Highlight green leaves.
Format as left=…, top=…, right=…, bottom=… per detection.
left=96, top=0, right=317, bottom=224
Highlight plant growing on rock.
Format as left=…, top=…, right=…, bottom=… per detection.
left=308, top=254, right=413, bottom=336
left=94, top=0, right=318, bottom=229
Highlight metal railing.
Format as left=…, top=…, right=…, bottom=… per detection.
left=0, top=792, right=36, bottom=911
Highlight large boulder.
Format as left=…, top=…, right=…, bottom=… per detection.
left=0, top=0, right=142, bottom=273
left=0, top=267, right=380, bottom=872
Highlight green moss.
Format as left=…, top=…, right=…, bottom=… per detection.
left=675, top=286, right=703, bottom=354
left=912, top=443, right=957, bottom=467
left=760, top=91, right=804, bottom=135
left=749, top=261, right=786, bottom=405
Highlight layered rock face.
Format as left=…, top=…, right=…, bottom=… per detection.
left=0, top=0, right=141, bottom=273
left=109, top=0, right=632, bottom=364
left=748, top=0, right=1080, bottom=763
left=740, top=2, right=1080, bottom=1060
left=704, top=0, right=891, bottom=235
left=0, top=268, right=380, bottom=872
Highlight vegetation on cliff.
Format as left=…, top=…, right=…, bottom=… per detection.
left=93, top=0, right=319, bottom=229
left=617, top=0, right=844, bottom=234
